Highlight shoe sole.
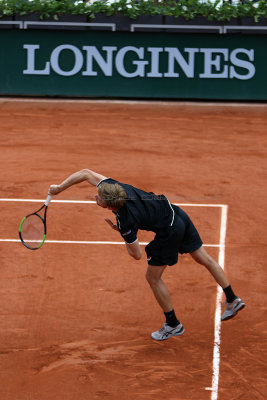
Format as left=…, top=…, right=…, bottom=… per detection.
left=151, top=326, right=185, bottom=341
left=221, top=302, right=246, bottom=321
left=173, top=326, right=185, bottom=337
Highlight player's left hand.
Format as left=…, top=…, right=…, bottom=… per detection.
left=105, top=218, right=119, bottom=231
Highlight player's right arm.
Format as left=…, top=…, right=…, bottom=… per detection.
left=49, top=169, right=107, bottom=195
left=105, top=218, right=142, bottom=260
left=125, top=240, right=142, bottom=260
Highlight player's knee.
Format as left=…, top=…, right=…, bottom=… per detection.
left=195, top=255, right=207, bottom=266
left=191, top=247, right=212, bottom=266
left=145, top=270, right=158, bottom=287
left=195, top=254, right=215, bottom=271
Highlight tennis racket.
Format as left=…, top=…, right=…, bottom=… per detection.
left=18, top=194, right=53, bottom=250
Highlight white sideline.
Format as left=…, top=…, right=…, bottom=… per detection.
left=1, top=197, right=227, bottom=400
left=0, top=198, right=226, bottom=207
left=205, top=205, right=228, bottom=400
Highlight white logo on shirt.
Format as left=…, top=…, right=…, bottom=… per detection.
left=122, top=230, right=131, bottom=237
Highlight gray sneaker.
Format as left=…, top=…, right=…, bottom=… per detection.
left=221, top=297, right=245, bottom=321
left=151, top=323, right=184, bottom=341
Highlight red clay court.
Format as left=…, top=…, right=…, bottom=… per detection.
left=0, top=99, right=266, bottom=400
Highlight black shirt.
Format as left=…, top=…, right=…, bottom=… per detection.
left=97, top=178, right=175, bottom=244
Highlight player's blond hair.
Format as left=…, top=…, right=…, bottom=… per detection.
left=97, top=182, right=127, bottom=209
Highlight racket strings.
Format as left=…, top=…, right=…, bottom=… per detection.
left=20, top=214, right=45, bottom=249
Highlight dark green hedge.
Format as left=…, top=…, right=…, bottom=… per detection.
left=0, top=0, right=266, bottom=22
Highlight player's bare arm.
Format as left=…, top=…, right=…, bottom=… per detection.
left=105, top=218, right=119, bottom=231
left=105, top=218, right=142, bottom=260
left=49, top=169, right=107, bottom=195
left=125, top=240, right=142, bottom=260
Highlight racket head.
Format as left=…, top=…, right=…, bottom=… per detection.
left=19, top=213, right=46, bottom=250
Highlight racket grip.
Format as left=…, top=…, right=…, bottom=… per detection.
left=45, top=194, right=53, bottom=206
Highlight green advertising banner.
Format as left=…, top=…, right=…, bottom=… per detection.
left=0, top=30, right=266, bottom=100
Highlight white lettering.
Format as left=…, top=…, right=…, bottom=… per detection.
left=82, top=46, right=117, bottom=76
left=22, top=44, right=256, bottom=81
left=230, top=49, right=255, bottom=80
left=116, top=46, right=148, bottom=78
left=200, top=48, right=229, bottom=78
left=50, top=45, right=83, bottom=76
left=23, top=44, right=50, bottom=75
left=147, top=47, right=163, bottom=78
left=164, top=48, right=199, bottom=78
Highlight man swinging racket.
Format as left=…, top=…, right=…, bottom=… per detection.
left=49, top=169, right=245, bottom=341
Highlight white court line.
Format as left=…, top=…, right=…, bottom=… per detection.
left=0, top=239, right=219, bottom=247
left=205, top=204, right=228, bottom=400
left=0, top=198, right=95, bottom=204
left=0, top=198, right=226, bottom=207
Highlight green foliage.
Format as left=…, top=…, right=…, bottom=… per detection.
left=0, top=0, right=266, bottom=21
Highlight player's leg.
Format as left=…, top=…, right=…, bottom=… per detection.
left=190, top=245, right=245, bottom=320
left=145, top=265, right=172, bottom=312
left=146, top=265, right=184, bottom=340
left=190, top=245, right=229, bottom=288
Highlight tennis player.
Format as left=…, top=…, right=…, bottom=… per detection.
left=49, top=169, right=245, bottom=341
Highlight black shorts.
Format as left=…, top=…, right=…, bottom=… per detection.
left=145, top=206, right=203, bottom=266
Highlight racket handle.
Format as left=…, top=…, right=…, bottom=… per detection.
left=45, top=194, right=53, bottom=206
